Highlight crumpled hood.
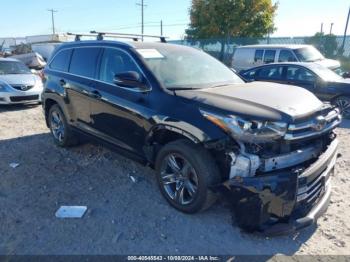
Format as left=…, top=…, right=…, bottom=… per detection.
left=314, top=58, right=340, bottom=70
left=0, top=74, right=38, bottom=86
left=175, top=82, right=324, bottom=122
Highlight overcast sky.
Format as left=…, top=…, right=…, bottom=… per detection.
left=0, top=0, right=349, bottom=40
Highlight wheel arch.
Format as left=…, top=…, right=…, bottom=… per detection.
left=144, top=124, right=204, bottom=164
left=43, top=94, right=71, bottom=128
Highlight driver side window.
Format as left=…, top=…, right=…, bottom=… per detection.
left=287, top=66, right=316, bottom=82
left=99, top=48, right=141, bottom=84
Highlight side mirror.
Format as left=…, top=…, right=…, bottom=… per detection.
left=113, top=71, right=149, bottom=91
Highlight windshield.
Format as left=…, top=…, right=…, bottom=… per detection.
left=293, top=46, right=324, bottom=62
left=0, top=61, right=31, bottom=75
left=312, top=64, right=343, bottom=82
left=137, top=45, right=244, bottom=89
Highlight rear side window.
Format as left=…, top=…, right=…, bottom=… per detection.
left=99, top=48, right=141, bottom=84
left=264, top=50, right=276, bottom=63
left=278, top=50, right=297, bottom=62
left=69, top=47, right=101, bottom=78
left=49, top=49, right=72, bottom=72
left=258, top=66, right=283, bottom=80
left=254, top=50, right=264, bottom=62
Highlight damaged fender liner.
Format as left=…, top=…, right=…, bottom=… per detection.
left=213, top=139, right=338, bottom=235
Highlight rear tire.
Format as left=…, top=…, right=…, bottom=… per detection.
left=48, top=104, right=80, bottom=147
left=333, top=96, right=350, bottom=119
left=155, top=139, right=220, bottom=213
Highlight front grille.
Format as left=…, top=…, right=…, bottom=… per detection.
left=11, top=85, right=34, bottom=91
left=285, top=108, right=341, bottom=141
left=10, top=95, right=39, bottom=102
left=297, top=167, right=329, bottom=203
left=294, top=139, right=337, bottom=217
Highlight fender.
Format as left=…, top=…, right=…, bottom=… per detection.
left=146, top=123, right=201, bottom=144
left=42, top=91, right=73, bottom=127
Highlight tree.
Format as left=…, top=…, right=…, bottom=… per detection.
left=304, top=33, right=338, bottom=58
left=186, top=0, right=278, bottom=61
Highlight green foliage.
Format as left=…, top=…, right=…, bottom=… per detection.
left=186, top=0, right=278, bottom=60
left=186, top=0, right=277, bottom=39
left=304, top=33, right=339, bottom=58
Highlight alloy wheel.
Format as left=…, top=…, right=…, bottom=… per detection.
left=50, top=110, right=65, bottom=142
left=160, top=153, right=199, bottom=206
left=335, top=97, right=350, bottom=118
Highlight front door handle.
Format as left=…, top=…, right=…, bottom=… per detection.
left=90, top=90, right=102, bottom=99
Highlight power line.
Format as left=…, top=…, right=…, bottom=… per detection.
left=47, top=9, right=58, bottom=36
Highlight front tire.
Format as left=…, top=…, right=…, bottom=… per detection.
left=155, top=139, right=220, bottom=213
left=48, top=104, right=79, bottom=147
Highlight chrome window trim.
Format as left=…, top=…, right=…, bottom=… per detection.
left=48, top=45, right=152, bottom=93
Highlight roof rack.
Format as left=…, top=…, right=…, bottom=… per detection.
left=90, top=31, right=168, bottom=43
left=67, top=32, right=141, bottom=42
left=67, top=32, right=98, bottom=41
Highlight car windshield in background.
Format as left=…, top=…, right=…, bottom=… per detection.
left=312, top=65, right=343, bottom=82
left=0, top=61, right=31, bottom=75
left=293, top=47, right=324, bottom=62
left=137, top=46, right=244, bottom=90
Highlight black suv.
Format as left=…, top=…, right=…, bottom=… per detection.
left=42, top=39, right=341, bottom=234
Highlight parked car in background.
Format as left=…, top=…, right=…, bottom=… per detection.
left=232, top=44, right=341, bottom=73
left=0, top=58, right=43, bottom=104
left=42, top=39, right=341, bottom=234
left=32, top=42, right=61, bottom=61
left=240, top=62, right=350, bottom=118
left=11, top=52, right=46, bottom=70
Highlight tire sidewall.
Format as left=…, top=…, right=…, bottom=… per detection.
left=334, top=96, right=350, bottom=119
left=48, top=105, right=68, bottom=147
left=155, top=141, right=214, bottom=213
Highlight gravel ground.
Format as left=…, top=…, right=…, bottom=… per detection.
left=0, top=104, right=349, bottom=256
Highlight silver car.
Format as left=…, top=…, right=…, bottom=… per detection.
left=0, top=58, right=43, bottom=104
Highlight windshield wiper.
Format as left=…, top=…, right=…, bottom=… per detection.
left=167, top=87, right=198, bottom=91
left=209, top=83, right=232, bottom=88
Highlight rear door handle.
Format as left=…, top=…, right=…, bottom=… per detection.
left=89, top=90, right=102, bottom=99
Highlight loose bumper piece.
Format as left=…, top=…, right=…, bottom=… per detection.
left=215, top=139, right=338, bottom=235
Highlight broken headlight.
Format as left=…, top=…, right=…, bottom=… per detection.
left=201, top=110, right=288, bottom=143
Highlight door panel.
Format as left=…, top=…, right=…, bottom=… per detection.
left=89, top=47, right=152, bottom=155
left=90, top=83, right=151, bottom=154
left=65, top=75, right=95, bottom=126
left=66, top=47, right=102, bottom=129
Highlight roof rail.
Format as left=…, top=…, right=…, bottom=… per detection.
left=67, top=32, right=99, bottom=42
left=90, top=31, right=168, bottom=43
left=67, top=32, right=140, bottom=42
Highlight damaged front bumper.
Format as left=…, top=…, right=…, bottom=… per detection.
left=215, top=138, right=338, bottom=235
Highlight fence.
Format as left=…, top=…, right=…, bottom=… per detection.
left=169, top=35, right=350, bottom=66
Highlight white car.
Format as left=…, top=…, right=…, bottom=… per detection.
left=231, top=44, right=341, bottom=72
left=0, top=58, right=43, bottom=104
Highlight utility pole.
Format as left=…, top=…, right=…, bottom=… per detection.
left=341, top=6, right=350, bottom=52
left=160, top=20, right=163, bottom=36
left=320, top=22, right=323, bottom=34
left=330, top=23, right=334, bottom=35
left=136, top=0, right=146, bottom=41
left=47, top=9, right=58, bottom=36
